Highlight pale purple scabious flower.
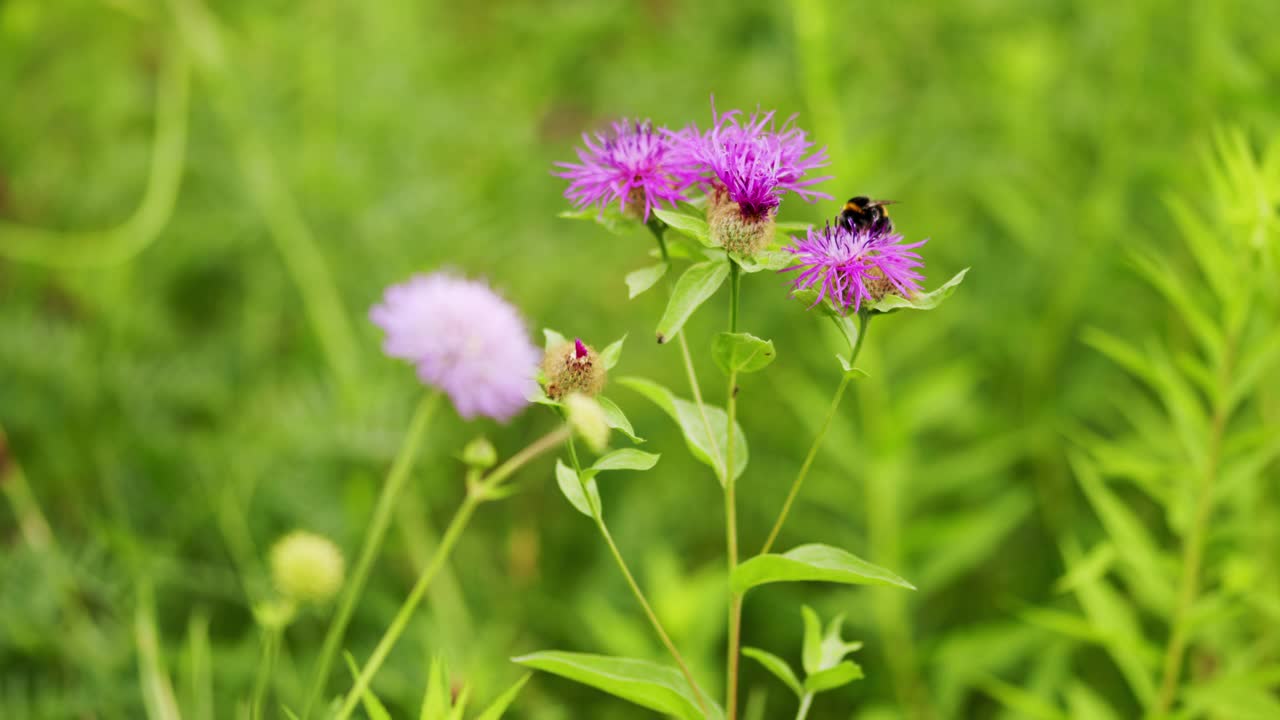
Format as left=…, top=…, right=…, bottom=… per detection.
left=783, top=222, right=927, bottom=313
left=370, top=273, right=540, bottom=422
left=671, top=105, right=832, bottom=218
left=555, top=119, right=699, bottom=221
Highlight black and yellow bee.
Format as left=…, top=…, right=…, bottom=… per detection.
left=838, top=196, right=897, bottom=234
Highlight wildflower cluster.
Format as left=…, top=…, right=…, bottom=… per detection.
left=348, top=96, right=962, bottom=720
left=555, top=101, right=934, bottom=312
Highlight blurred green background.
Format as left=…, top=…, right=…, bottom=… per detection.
left=2, top=0, right=1278, bottom=718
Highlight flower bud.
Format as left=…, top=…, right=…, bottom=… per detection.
left=708, top=199, right=775, bottom=256
left=564, top=393, right=611, bottom=454
left=461, top=436, right=498, bottom=470
left=270, top=531, right=345, bottom=604
left=542, top=338, right=606, bottom=400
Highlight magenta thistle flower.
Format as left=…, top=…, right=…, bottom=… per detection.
left=370, top=272, right=540, bottom=422
left=782, top=222, right=927, bottom=313
left=671, top=105, right=832, bottom=218
left=555, top=118, right=699, bottom=221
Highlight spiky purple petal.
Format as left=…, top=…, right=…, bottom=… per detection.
left=782, top=223, right=927, bottom=313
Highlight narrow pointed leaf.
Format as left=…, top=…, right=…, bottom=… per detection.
left=543, top=328, right=568, bottom=352
left=626, top=263, right=668, bottom=299
left=868, top=268, right=968, bottom=313
left=344, top=654, right=392, bottom=720
left=656, top=259, right=730, bottom=343
left=742, top=647, right=802, bottom=698
left=731, top=544, right=915, bottom=594
left=597, top=395, right=643, bottom=443
left=591, top=449, right=660, bottom=473
left=800, top=606, right=823, bottom=676
left=513, top=651, right=721, bottom=720
left=474, top=674, right=532, bottom=720
left=600, top=335, right=626, bottom=370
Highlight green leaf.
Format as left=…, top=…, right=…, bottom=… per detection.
left=1069, top=453, right=1172, bottom=614
left=600, top=335, right=626, bottom=370
left=559, top=207, right=631, bottom=236
left=513, top=651, right=721, bottom=720
left=804, top=661, right=864, bottom=694
left=731, top=544, right=915, bottom=594
left=344, top=654, right=392, bottom=720
left=653, top=207, right=712, bottom=247
left=741, top=647, right=802, bottom=698
left=596, top=395, right=643, bottom=443
left=801, top=606, right=823, bottom=675
left=446, top=685, right=471, bottom=720
left=543, top=328, right=568, bottom=352
left=421, top=656, right=449, bottom=720
left=554, top=459, right=601, bottom=518
left=590, top=449, right=660, bottom=474
left=626, top=263, right=669, bottom=299
left=836, top=354, right=869, bottom=379
left=867, top=268, right=969, bottom=313
left=733, top=248, right=793, bottom=274
left=712, top=332, right=777, bottom=375
left=474, top=674, right=531, bottom=720
left=656, top=258, right=730, bottom=344
left=619, top=376, right=748, bottom=485
left=980, top=675, right=1067, bottom=720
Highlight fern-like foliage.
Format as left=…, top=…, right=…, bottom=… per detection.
left=1011, top=129, right=1280, bottom=719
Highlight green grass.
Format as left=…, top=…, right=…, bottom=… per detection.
left=2, top=0, right=1278, bottom=718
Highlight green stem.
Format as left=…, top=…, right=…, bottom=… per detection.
left=336, top=492, right=480, bottom=720
left=1153, top=332, right=1237, bottom=716
left=795, top=693, right=814, bottom=720
left=568, top=434, right=712, bottom=716
left=725, top=265, right=743, bottom=719
left=303, top=393, right=440, bottom=718
left=728, top=261, right=741, bottom=333
left=760, top=312, right=870, bottom=554
left=250, top=628, right=281, bottom=720
left=333, top=428, right=568, bottom=720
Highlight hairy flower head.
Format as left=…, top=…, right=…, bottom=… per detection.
left=542, top=338, right=606, bottom=400
left=671, top=104, right=831, bottom=220
left=782, top=222, right=926, bottom=313
left=370, top=272, right=540, bottom=422
left=555, top=119, right=699, bottom=221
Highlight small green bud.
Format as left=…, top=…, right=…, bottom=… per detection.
left=542, top=338, right=607, bottom=400
left=270, top=531, right=345, bottom=604
left=565, top=393, right=611, bottom=454
left=461, top=436, right=498, bottom=470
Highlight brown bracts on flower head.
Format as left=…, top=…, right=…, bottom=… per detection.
left=542, top=338, right=607, bottom=400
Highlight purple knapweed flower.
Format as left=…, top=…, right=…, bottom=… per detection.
left=555, top=118, right=699, bottom=222
left=370, top=272, right=540, bottom=422
left=671, top=105, right=831, bottom=217
left=669, top=104, right=831, bottom=254
left=782, top=222, right=927, bottom=313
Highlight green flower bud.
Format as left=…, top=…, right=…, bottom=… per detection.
left=461, top=436, right=498, bottom=470
left=542, top=338, right=606, bottom=400
left=270, top=531, right=344, bottom=604
left=565, top=393, right=610, bottom=454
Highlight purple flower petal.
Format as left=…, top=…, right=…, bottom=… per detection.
left=370, top=273, right=540, bottom=422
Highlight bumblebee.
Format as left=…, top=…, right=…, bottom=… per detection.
left=839, top=196, right=896, bottom=234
